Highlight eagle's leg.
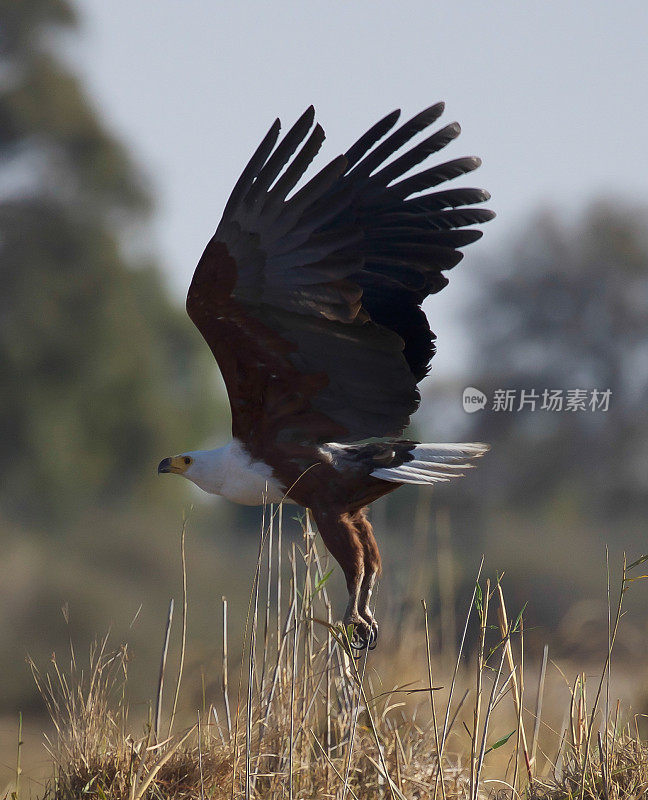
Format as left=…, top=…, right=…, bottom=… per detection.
left=311, top=506, right=373, bottom=648
left=353, top=510, right=381, bottom=649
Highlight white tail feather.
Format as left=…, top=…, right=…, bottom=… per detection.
left=371, top=442, right=489, bottom=485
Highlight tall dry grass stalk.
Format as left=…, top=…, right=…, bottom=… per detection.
left=21, top=506, right=648, bottom=800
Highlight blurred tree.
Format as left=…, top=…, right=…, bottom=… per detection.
left=464, top=203, right=648, bottom=515
left=0, top=0, right=220, bottom=524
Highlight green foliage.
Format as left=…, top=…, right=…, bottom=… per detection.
left=484, top=729, right=516, bottom=755
left=0, top=0, right=221, bottom=524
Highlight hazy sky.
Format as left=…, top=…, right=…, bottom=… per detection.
left=70, top=0, right=648, bottom=373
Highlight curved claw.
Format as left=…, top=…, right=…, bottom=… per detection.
left=347, top=620, right=379, bottom=653
left=343, top=610, right=379, bottom=653
left=350, top=629, right=369, bottom=651
left=359, top=612, right=379, bottom=650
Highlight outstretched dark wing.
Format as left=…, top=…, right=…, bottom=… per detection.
left=187, top=104, right=493, bottom=459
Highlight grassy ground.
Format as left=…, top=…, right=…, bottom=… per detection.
left=3, top=511, right=647, bottom=799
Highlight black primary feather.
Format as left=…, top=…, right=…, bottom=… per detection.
left=199, top=104, right=494, bottom=441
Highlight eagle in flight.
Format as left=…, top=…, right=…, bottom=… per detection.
left=158, top=103, right=493, bottom=648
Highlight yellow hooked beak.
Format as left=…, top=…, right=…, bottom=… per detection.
left=157, top=455, right=191, bottom=475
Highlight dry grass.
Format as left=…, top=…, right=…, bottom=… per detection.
left=6, top=510, right=648, bottom=800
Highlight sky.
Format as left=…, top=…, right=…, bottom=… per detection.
left=69, top=0, right=648, bottom=375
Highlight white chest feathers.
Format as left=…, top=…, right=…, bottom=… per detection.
left=184, top=440, right=287, bottom=505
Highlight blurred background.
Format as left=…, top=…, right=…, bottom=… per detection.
left=2, top=0, right=648, bottom=785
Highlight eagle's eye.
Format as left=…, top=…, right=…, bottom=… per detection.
left=184, top=456, right=192, bottom=465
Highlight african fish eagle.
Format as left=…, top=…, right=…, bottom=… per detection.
left=158, top=104, right=493, bottom=648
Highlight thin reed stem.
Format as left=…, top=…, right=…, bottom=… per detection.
left=15, top=710, right=23, bottom=800
left=470, top=577, right=489, bottom=800
left=168, top=516, right=189, bottom=737
left=434, top=556, right=484, bottom=800
left=531, top=644, right=549, bottom=773
left=222, top=597, right=232, bottom=741
left=289, top=544, right=298, bottom=800
left=421, top=599, right=446, bottom=800
left=496, top=582, right=532, bottom=783
left=154, top=598, right=174, bottom=742
left=261, top=503, right=274, bottom=695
